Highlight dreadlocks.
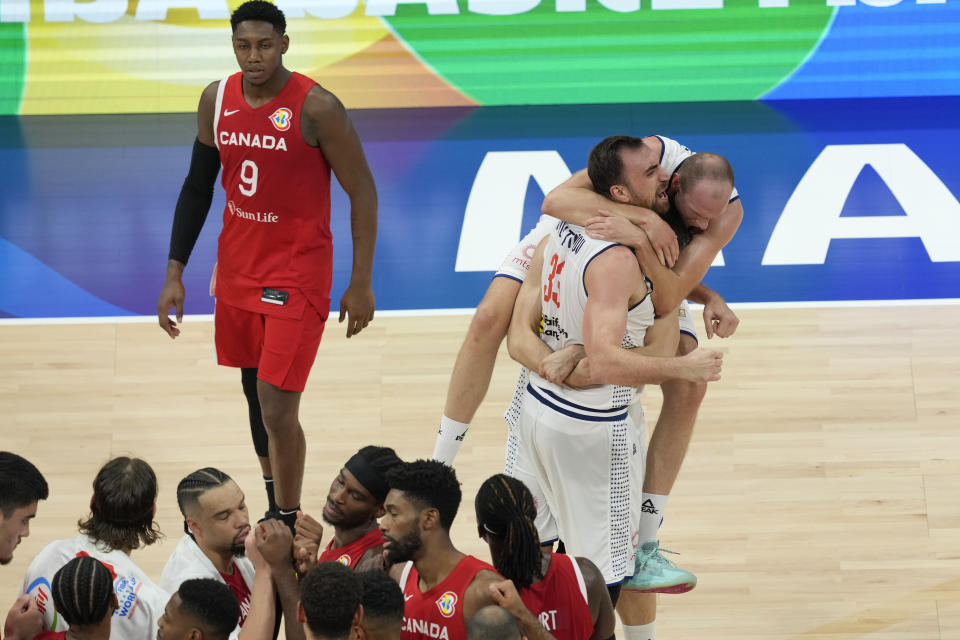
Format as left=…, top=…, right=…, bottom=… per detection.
left=475, top=474, right=542, bottom=591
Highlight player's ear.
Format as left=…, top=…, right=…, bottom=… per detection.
left=670, top=172, right=681, bottom=193
left=609, top=184, right=630, bottom=204
left=281, top=34, right=289, bottom=54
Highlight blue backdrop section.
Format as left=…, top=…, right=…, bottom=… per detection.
left=1, top=97, right=958, bottom=318
left=766, top=3, right=960, bottom=100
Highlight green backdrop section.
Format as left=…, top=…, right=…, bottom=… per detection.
left=0, top=24, right=26, bottom=115
left=383, top=0, right=836, bottom=104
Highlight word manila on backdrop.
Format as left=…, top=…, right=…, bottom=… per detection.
left=0, top=0, right=958, bottom=317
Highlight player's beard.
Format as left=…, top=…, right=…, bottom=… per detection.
left=231, top=541, right=246, bottom=557
left=383, top=528, right=422, bottom=565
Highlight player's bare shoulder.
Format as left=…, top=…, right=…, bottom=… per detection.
left=300, top=84, right=349, bottom=147
left=197, top=80, right=221, bottom=145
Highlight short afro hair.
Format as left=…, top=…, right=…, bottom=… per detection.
left=386, top=460, right=462, bottom=531
left=178, top=579, right=240, bottom=639
left=230, top=1, right=286, bottom=34
left=300, top=563, right=362, bottom=638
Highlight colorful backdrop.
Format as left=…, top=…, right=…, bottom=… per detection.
left=2, top=1, right=959, bottom=115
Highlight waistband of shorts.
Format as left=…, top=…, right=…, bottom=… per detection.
left=526, top=383, right=628, bottom=422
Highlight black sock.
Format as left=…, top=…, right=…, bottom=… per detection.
left=264, top=477, right=277, bottom=513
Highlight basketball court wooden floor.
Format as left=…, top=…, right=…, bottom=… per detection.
left=2, top=305, right=959, bottom=639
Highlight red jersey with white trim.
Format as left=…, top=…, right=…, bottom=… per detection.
left=318, top=528, right=384, bottom=568
left=219, top=562, right=252, bottom=627
left=520, top=553, right=594, bottom=640
left=399, top=556, right=496, bottom=640
left=214, top=71, right=332, bottom=318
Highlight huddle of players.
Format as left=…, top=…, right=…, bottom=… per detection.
left=1, top=449, right=612, bottom=640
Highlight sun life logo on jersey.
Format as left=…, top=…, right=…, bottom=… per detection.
left=269, top=108, right=293, bottom=132
left=337, top=554, right=352, bottom=566
left=435, top=591, right=458, bottom=618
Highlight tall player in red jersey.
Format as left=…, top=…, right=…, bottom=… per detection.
left=475, top=475, right=615, bottom=640
left=157, top=0, right=377, bottom=532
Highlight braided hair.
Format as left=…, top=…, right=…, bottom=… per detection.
left=51, top=556, right=114, bottom=627
left=474, top=474, right=542, bottom=592
left=176, top=468, right=232, bottom=536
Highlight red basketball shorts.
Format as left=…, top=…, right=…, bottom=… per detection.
left=214, top=298, right=326, bottom=392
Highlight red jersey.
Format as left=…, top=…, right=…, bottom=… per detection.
left=399, top=556, right=497, bottom=640
left=220, top=562, right=252, bottom=627
left=318, top=528, right=383, bottom=568
left=213, top=71, right=333, bottom=319
left=33, top=633, right=66, bottom=640
left=520, top=553, right=594, bottom=640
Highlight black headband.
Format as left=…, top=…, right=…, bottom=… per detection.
left=344, top=452, right=390, bottom=502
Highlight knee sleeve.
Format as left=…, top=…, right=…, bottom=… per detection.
left=242, top=368, right=269, bottom=457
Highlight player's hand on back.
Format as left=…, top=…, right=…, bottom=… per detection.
left=702, top=297, right=739, bottom=339
left=678, top=347, right=722, bottom=383
left=339, top=282, right=375, bottom=338
left=157, top=265, right=186, bottom=338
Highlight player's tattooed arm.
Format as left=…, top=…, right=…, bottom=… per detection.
left=506, top=237, right=554, bottom=372
left=544, top=169, right=679, bottom=267
left=303, top=87, right=378, bottom=338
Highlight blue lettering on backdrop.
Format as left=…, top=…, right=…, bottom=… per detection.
left=0, top=97, right=958, bottom=318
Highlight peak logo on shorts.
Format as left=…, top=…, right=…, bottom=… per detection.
left=270, top=108, right=293, bottom=131
left=435, top=591, right=457, bottom=618
left=337, top=553, right=352, bottom=566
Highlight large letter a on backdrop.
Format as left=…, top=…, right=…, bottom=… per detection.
left=456, top=151, right=572, bottom=272
left=762, top=144, right=960, bottom=265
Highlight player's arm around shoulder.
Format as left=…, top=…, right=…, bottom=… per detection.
left=574, top=557, right=615, bottom=640
left=303, top=86, right=378, bottom=338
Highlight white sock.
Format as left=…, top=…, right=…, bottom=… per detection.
left=623, top=622, right=656, bottom=640
left=431, top=416, right=470, bottom=465
left=638, top=493, right=669, bottom=544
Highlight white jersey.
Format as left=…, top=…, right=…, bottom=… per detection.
left=527, top=220, right=654, bottom=411
left=21, top=535, right=169, bottom=640
left=160, top=535, right=255, bottom=640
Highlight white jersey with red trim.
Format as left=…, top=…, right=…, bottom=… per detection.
left=21, top=535, right=169, bottom=640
